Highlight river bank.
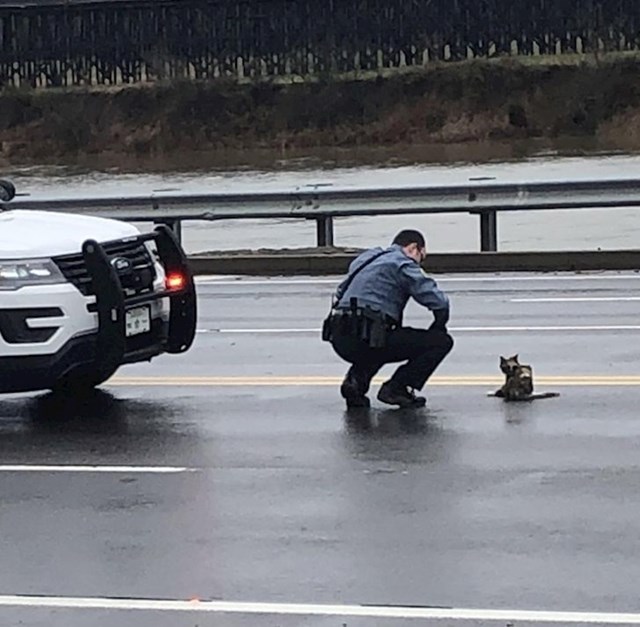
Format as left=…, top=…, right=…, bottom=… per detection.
left=2, top=54, right=640, bottom=172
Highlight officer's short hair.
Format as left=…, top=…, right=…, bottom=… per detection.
left=392, top=229, right=425, bottom=248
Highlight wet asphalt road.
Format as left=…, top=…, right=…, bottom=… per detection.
left=1, top=271, right=640, bottom=626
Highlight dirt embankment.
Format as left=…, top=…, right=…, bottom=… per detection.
left=2, top=55, right=640, bottom=168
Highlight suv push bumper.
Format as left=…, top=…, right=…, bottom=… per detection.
left=82, top=225, right=197, bottom=377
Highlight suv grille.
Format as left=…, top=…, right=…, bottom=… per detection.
left=53, top=238, right=156, bottom=297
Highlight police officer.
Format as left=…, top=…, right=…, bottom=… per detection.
left=324, top=229, right=453, bottom=408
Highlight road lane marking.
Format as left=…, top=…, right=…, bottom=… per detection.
left=195, top=274, right=640, bottom=285
left=197, top=325, right=640, bottom=333
left=200, top=327, right=315, bottom=333
left=512, top=297, right=640, bottom=302
left=0, top=466, right=195, bottom=473
left=0, top=595, right=639, bottom=623
left=107, top=375, right=640, bottom=387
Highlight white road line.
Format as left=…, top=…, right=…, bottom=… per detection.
left=208, top=328, right=317, bottom=333
left=512, top=297, right=640, bottom=303
left=195, top=274, right=640, bottom=286
left=195, top=277, right=333, bottom=285
left=0, top=465, right=195, bottom=473
left=197, top=325, right=640, bottom=334
left=452, top=325, right=640, bottom=331
left=0, top=595, right=638, bottom=623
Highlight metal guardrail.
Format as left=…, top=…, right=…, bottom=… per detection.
left=6, top=177, right=640, bottom=252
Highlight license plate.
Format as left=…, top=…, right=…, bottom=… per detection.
left=125, top=306, right=151, bottom=337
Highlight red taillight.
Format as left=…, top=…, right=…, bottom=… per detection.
left=166, top=273, right=185, bottom=291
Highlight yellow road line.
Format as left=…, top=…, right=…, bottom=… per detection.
left=107, top=375, right=640, bottom=387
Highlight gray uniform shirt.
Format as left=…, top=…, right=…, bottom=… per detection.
left=334, top=244, right=450, bottom=323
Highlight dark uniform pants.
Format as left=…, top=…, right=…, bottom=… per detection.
left=331, top=326, right=454, bottom=394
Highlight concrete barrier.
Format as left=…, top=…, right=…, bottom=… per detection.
left=188, top=248, right=640, bottom=275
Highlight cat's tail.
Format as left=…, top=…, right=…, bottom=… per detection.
left=531, top=392, right=560, bottom=399
left=486, top=391, right=560, bottom=400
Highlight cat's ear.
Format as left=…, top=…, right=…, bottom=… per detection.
left=510, top=354, right=519, bottom=362
left=500, top=356, right=506, bottom=364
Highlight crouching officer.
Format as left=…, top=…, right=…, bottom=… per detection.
left=322, top=229, right=453, bottom=408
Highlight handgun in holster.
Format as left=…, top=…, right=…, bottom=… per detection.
left=362, top=306, right=388, bottom=348
left=368, top=315, right=388, bottom=348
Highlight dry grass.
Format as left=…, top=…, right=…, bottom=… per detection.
left=2, top=53, right=640, bottom=168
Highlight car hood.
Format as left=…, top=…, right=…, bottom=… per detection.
left=0, top=210, right=141, bottom=259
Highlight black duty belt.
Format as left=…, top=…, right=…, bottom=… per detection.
left=326, top=304, right=397, bottom=348
left=331, top=307, right=397, bottom=328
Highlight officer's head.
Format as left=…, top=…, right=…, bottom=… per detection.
left=392, top=229, right=426, bottom=263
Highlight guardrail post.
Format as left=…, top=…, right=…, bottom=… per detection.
left=316, top=216, right=334, bottom=247
left=479, top=210, right=498, bottom=252
left=155, top=219, right=182, bottom=244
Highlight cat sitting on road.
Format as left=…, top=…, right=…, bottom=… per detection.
left=490, top=354, right=559, bottom=401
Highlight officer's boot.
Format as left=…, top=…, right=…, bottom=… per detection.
left=377, top=380, right=426, bottom=408
left=340, top=369, right=371, bottom=408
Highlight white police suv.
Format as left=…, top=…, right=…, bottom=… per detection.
left=0, top=180, right=197, bottom=394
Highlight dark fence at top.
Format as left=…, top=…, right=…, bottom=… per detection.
left=0, top=0, right=638, bottom=88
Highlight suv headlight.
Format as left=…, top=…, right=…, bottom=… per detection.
left=0, top=259, right=66, bottom=290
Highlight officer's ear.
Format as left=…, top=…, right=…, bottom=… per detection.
left=408, top=242, right=421, bottom=259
